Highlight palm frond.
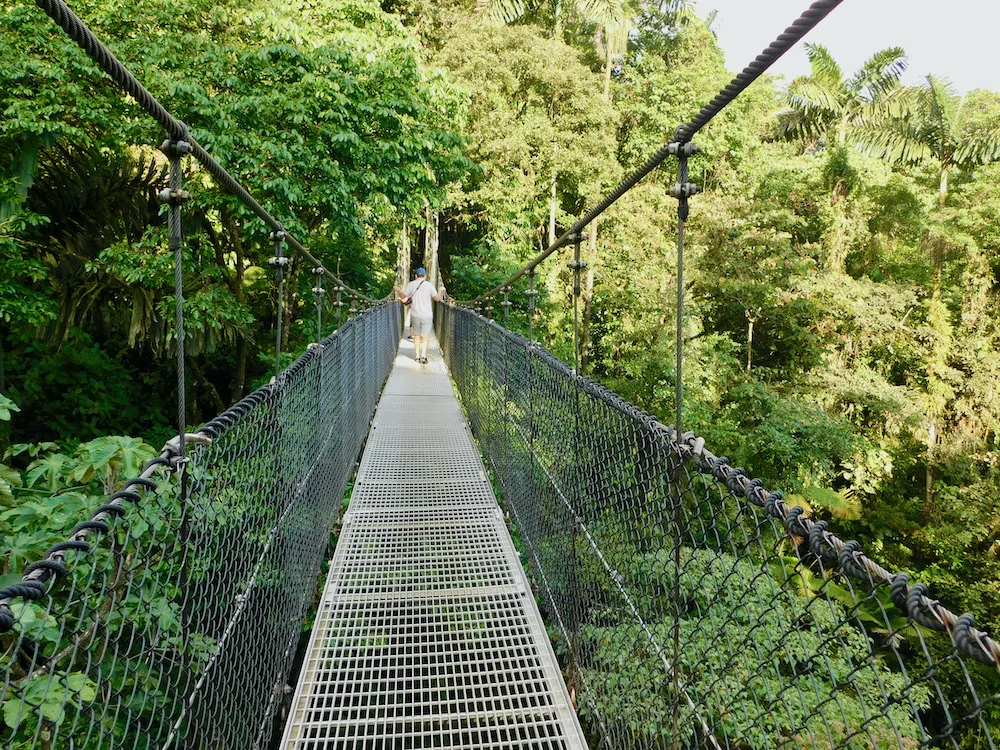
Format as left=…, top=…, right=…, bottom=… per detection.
left=476, top=0, right=530, bottom=24
left=577, top=0, right=625, bottom=26
left=849, top=46, right=907, bottom=100
left=787, top=77, right=843, bottom=118
left=773, top=106, right=827, bottom=144
left=854, top=115, right=933, bottom=165
left=804, top=43, right=844, bottom=91
left=925, top=75, right=960, bottom=131
left=954, top=124, right=1000, bottom=165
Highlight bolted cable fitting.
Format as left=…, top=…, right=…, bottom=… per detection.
left=567, top=259, right=588, bottom=270
left=268, top=256, right=291, bottom=268
left=668, top=183, right=701, bottom=199
left=159, top=137, right=192, bottom=158
left=668, top=142, right=701, bottom=157
left=157, top=187, right=191, bottom=205
left=312, top=286, right=325, bottom=295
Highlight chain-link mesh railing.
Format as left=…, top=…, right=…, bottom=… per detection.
left=437, top=302, right=1000, bottom=750
left=0, top=302, right=402, bottom=749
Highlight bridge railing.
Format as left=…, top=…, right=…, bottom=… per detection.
left=437, top=302, right=999, bottom=750
left=0, top=302, right=402, bottom=749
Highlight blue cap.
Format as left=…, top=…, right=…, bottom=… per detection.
left=416, top=267, right=426, bottom=276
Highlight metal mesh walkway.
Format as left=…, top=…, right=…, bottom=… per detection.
left=281, top=334, right=588, bottom=749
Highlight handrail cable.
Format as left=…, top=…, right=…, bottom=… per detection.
left=468, top=0, right=844, bottom=305
left=33, top=0, right=378, bottom=303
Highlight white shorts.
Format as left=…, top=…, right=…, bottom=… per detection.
left=411, top=315, right=432, bottom=335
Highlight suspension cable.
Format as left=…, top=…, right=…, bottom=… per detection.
left=467, top=0, right=845, bottom=305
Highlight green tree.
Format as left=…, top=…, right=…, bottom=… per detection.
left=776, top=44, right=909, bottom=152
left=861, top=76, right=1000, bottom=206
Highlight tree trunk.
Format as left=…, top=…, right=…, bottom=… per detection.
left=603, top=39, right=613, bottom=101
left=231, top=337, right=247, bottom=401
left=189, top=356, right=226, bottom=414
left=581, top=41, right=614, bottom=375
left=939, top=163, right=949, bottom=208
left=581, top=221, right=597, bottom=373
left=397, top=217, right=410, bottom=289
left=548, top=137, right=558, bottom=248
left=228, top=211, right=247, bottom=400
left=424, top=206, right=440, bottom=288
left=924, top=418, right=936, bottom=521
left=0, top=329, right=8, bottom=456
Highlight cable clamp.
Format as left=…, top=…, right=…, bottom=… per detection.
left=667, top=142, right=701, bottom=157
left=268, top=256, right=291, bottom=268
left=524, top=289, right=539, bottom=296
left=159, top=138, right=192, bottom=158
left=157, top=188, right=191, bottom=205
left=312, top=286, right=325, bottom=295
left=668, top=183, right=700, bottom=199
left=567, top=260, right=588, bottom=270
left=269, top=229, right=286, bottom=242
left=566, top=231, right=589, bottom=243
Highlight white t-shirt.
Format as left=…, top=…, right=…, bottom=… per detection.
left=403, top=279, right=437, bottom=319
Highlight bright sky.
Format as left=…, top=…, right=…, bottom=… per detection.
left=697, top=0, right=1000, bottom=95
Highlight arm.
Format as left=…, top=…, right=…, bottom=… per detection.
left=433, top=285, right=445, bottom=302
left=395, top=286, right=408, bottom=301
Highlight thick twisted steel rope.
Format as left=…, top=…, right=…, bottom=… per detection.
left=33, top=0, right=376, bottom=301
left=469, top=0, right=845, bottom=304
left=679, top=434, right=1000, bottom=669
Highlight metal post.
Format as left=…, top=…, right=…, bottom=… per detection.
left=502, top=287, right=510, bottom=327
left=667, top=142, right=700, bottom=437
left=666, top=140, right=699, bottom=750
left=268, top=228, right=289, bottom=378
left=568, top=232, right=587, bottom=375
left=526, top=269, right=537, bottom=343
left=312, top=266, right=325, bottom=341
left=158, top=131, right=192, bottom=464
left=158, top=126, right=193, bottom=719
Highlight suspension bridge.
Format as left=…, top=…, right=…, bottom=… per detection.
left=2, top=0, right=999, bottom=748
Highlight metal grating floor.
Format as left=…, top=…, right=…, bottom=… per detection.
left=282, top=334, right=588, bottom=749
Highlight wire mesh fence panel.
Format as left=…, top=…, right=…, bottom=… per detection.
left=436, top=302, right=1000, bottom=750
left=0, top=302, right=402, bottom=750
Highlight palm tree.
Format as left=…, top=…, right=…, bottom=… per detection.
left=859, top=75, right=1000, bottom=207
left=478, top=0, right=625, bottom=38
left=775, top=45, right=909, bottom=272
left=776, top=44, right=909, bottom=151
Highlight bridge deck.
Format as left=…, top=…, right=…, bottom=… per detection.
left=281, top=334, right=587, bottom=749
